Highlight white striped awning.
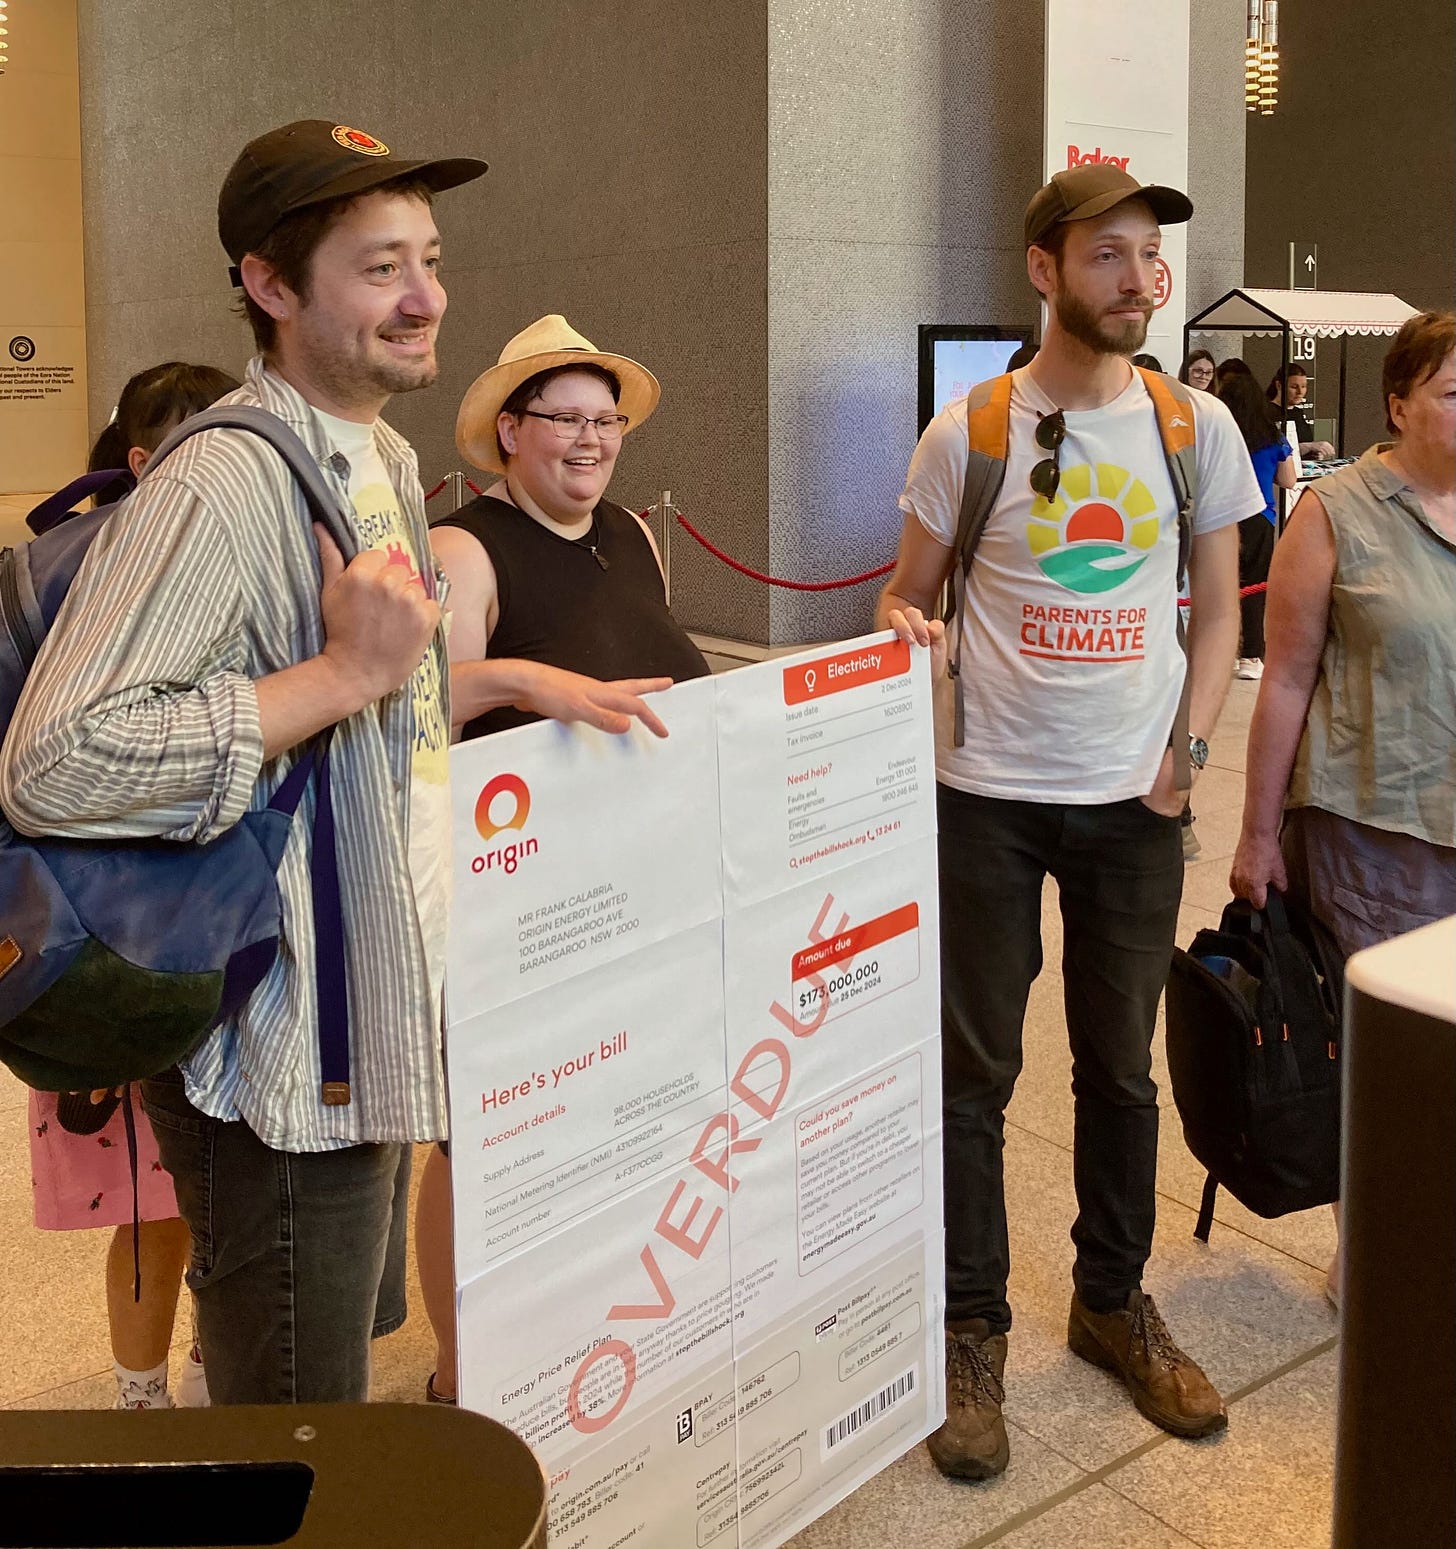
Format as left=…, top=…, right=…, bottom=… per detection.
left=1189, top=288, right=1420, bottom=338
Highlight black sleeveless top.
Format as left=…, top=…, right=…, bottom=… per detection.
left=437, top=494, right=710, bottom=739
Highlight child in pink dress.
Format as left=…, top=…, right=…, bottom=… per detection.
left=29, top=1089, right=206, bottom=1408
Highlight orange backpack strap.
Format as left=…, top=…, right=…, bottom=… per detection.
left=1139, top=366, right=1197, bottom=457
left=1137, top=366, right=1201, bottom=792
left=947, top=373, right=1014, bottom=746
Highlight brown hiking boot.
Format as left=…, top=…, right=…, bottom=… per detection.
left=926, top=1320, right=1010, bottom=1480
left=1068, top=1290, right=1227, bottom=1438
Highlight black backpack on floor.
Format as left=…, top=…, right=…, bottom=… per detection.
left=1165, top=891, right=1344, bottom=1240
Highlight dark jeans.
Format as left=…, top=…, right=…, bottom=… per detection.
left=938, top=785, right=1184, bottom=1333
left=142, top=1068, right=411, bottom=1404
left=1237, top=514, right=1275, bottom=659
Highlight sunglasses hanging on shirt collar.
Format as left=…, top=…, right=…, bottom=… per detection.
left=1030, top=409, right=1067, bottom=502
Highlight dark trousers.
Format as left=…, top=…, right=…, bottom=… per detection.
left=142, top=1068, right=411, bottom=1404
left=1237, top=514, right=1275, bottom=659
left=938, top=785, right=1184, bottom=1333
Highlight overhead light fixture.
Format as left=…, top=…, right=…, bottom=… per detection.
left=0, top=0, right=9, bottom=76
left=1244, top=0, right=1261, bottom=111
left=1247, top=0, right=1280, bottom=116
left=1259, top=2, right=1280, bottom=115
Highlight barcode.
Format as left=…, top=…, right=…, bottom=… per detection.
left=822, top=1366, right=917, bottom=1454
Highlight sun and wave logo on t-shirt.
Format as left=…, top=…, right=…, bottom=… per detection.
left=1027, top=462, right=1160, bottom=595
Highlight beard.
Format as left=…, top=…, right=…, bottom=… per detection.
left=297, top=313, right=439, bottom=410
left=1054, top=286, right=1152, bottom=356
left=330, top=341, right=438, bottom=403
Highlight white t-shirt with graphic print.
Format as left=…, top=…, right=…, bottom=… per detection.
left=899, top=367, right=1262, bottom=804
left=313, top=408, right=452, bottom=1024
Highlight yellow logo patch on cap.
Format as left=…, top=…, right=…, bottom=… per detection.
left=332, top=125, right=390, bottom=157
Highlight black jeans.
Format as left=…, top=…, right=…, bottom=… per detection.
left=937, top=785, right=1184, bottom=1333
left=1237, top=513, right=1275, bottom=659
left=142, top=1068, right=412, bottom=1404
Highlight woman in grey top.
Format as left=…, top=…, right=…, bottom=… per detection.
left=1231, top=310, right=1456, bottom=1305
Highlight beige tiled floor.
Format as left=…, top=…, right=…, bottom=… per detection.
left=0, top=672, right=1338, bottom=1546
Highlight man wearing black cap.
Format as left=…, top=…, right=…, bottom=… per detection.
left=879, top=166, right=1262, bottom=1476
left=2, top=120, right=487, bottom=1403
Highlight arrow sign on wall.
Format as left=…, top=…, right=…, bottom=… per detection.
left=1289, top=242, right=1318, bottom=290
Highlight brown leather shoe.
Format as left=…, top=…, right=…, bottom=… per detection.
left=926, top=1320, right=1010, bottom=1480
left=1068, top=1290, right=1227, bottom=1438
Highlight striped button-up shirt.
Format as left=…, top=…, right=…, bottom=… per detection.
left=0, top=359, right=450, bottom=1150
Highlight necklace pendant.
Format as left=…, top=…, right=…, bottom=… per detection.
left=593, top=547, right=610, bottom=571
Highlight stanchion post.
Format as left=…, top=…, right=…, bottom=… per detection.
left=446, top=471, right=466, bottom=514
left=659, top=489, right=673, bottom=605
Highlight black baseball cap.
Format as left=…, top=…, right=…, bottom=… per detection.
left=218, top=119, right=488, bottom=283
left=1024, top=165, right=1192, bottom=249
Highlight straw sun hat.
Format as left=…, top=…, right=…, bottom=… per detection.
left=455, top=314, right=661, bottom=475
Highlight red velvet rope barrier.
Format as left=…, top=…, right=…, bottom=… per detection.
left=420, top=484, right=1271, bottom=604
left=664, top=510, right=1269, bottom=602
left=662, top=511, right=897, bottom=592
left=424, top=477, right=486, bottom=502
left=1179, top=582, right=1269, bottom=605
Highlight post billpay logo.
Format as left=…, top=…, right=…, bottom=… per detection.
left=1152, top=256, right=1173, bottom=310
left=472, top=773, right=539, bottom=875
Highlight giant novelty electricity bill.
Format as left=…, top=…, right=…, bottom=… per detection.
left=444, top=632, right=945, bottom=1549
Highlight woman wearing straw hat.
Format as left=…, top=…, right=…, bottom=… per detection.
left=429, top=314, right=708, bottom=743
left=416, top=315, right=708, bottom=1402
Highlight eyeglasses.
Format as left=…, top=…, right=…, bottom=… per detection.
left=521, top=410, right=630, bottom=440
left=1030, top=409, right=1067, bottom=501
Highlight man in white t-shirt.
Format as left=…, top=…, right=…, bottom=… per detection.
left=877, top=165, right=1262, bottom=1478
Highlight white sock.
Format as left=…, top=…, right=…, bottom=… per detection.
left=114, top=1357, right=171, bottom=1409
left=174, top=1340, right=210, bottom=1409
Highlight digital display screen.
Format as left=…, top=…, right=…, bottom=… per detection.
left=916, top=327, right=1033, bottom=434
left=931, top=337, right=1026, bottom=419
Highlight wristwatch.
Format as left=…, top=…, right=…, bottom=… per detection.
left=1188, top=735, right=1209, bottom=771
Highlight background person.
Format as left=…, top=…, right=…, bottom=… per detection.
left=85, top=364, right=240, bottom=505
left=1179, top=349, right=1215, bottom=392
left=26, top=361, right=239, bottom=1411
left=418, top=314, right=710, bottom=1403
left=1214, top=356, right=1254, bottom=392
left=1230, top=310, right=1456, bottom=1307
left=1268, top=363, right=1336, bottom=461
left=1216, top=371, right=1296, bottom=680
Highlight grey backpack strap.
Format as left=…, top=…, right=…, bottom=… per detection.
left=948, top=373, right=1014, bottom=747
left=142, top=404, right=359, bottom=561
left=1135, top=368, right=1200, bottom=793
left=139, top=409, right=359, bottom=1101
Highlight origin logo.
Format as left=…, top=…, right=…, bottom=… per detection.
left=472, top=773, right=539, bottom=875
